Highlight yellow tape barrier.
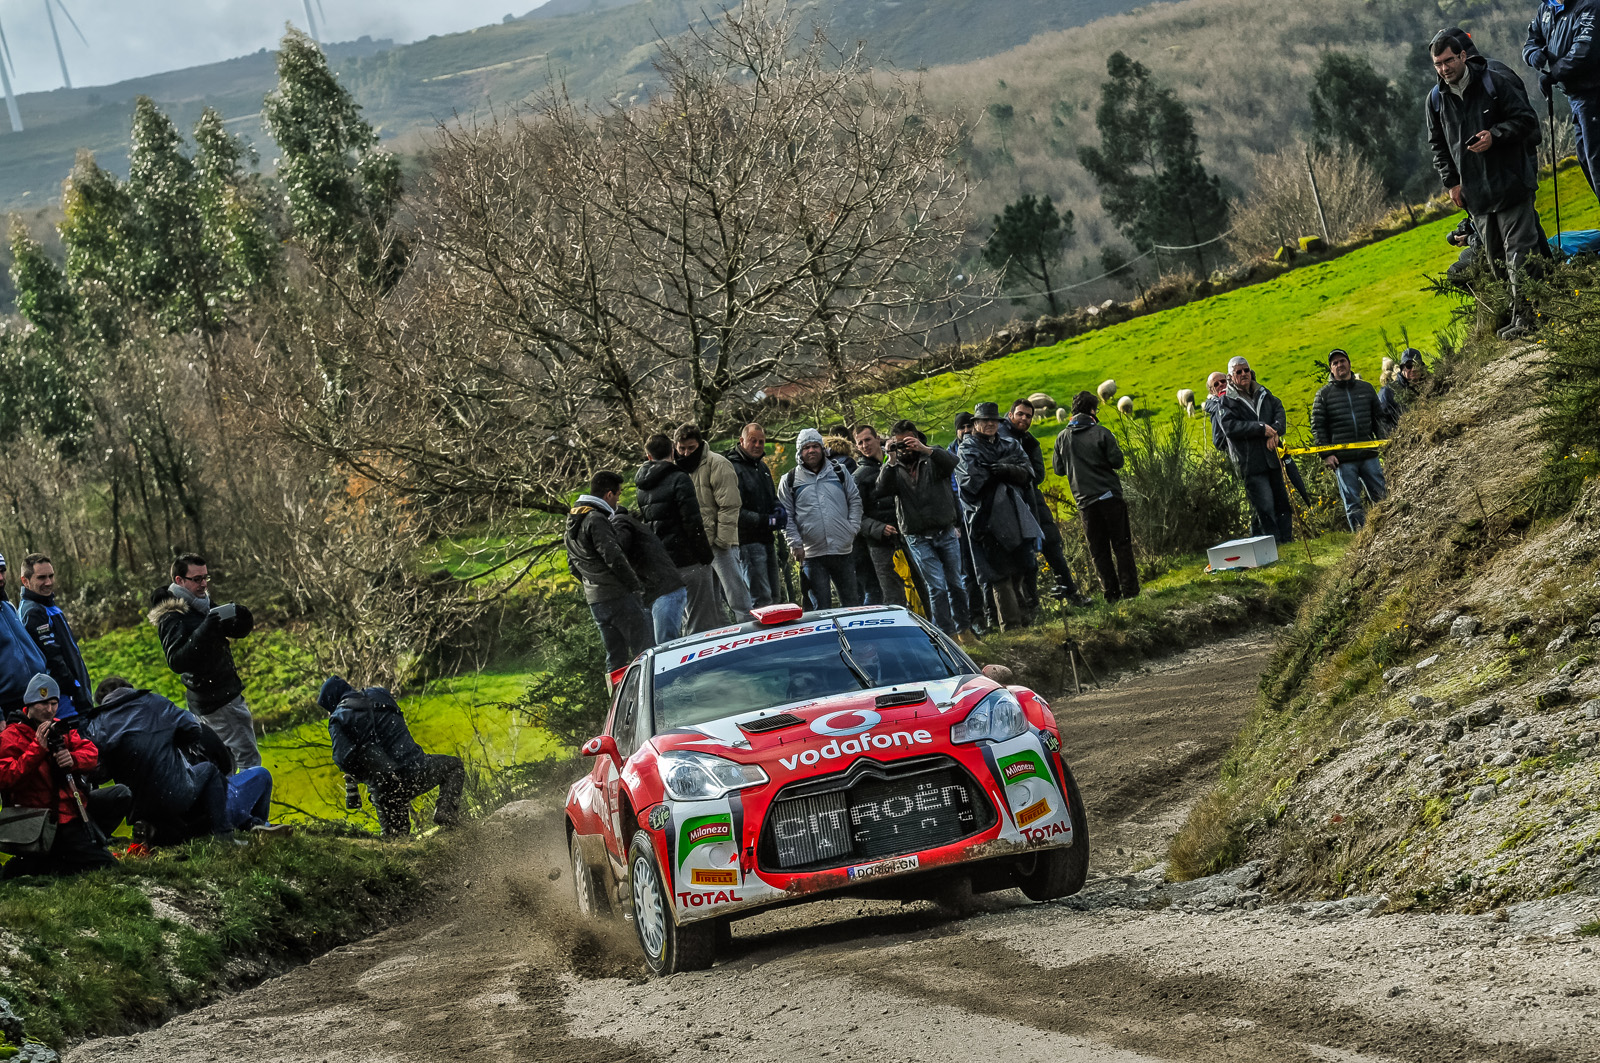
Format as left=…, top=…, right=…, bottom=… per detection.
left=1282, top=440, right=1393, bottom=457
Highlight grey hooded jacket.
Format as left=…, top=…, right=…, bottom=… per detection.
left=779, top=459, right=862, bottom=559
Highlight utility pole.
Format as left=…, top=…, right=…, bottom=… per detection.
left=1304, top=146, right=1331, bottom=243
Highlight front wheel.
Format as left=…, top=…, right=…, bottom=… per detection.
left=627, top=830, right=718, bottom=975
left=1013, top=762, right=1090, bottom=901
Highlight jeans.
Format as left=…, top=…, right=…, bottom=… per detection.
left=803, top=552, right=862, bottom=609
left=738, top=542, right=777, bottom=607
left=1243, top=470, right=1294, bottom=545
left=863, top=540, right=907, bottom=608
left=203, top=694, right=261, bottom=770
left=589, top=594, right=652, bottom=672
left=1081, top=496, right=1139, bottom=601
left=905, top=527, right=969, bottom=634
left=712, top=545, right=755, bottom=618
left=651, top=586, right=688, bottom=644
left=226, top=765, right=274, bottom=829
left=1570, top=90, right=1600, bottom=196
left=1332, top=457, right=1387, bottom=530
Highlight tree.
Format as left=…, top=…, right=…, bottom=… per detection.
left=1308, top=52, right=1416, bottom=199
left=983, top=194, right=1073, bottom=314
left=1229, top=142, right=1388, bottom=259
left=1078, top=52, right=1230, bottom=275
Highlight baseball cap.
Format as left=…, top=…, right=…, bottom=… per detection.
left=1399, top=348, right=1424, bottom=366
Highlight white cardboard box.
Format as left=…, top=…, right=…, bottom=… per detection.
left=1207, top=535, right=1279, bottom=570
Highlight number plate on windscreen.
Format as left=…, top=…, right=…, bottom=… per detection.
left=768, top=765, right=980, bottom=870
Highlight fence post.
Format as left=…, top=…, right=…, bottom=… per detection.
left=1304, top=146, right=1331, bottom=243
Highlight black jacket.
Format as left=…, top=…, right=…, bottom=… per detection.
left=325, top=682, right=427, bottom=781
left=81, top=686, right=212, bottom=821
left=875, top=446, right=960, bottom=535
left=1311, top=375, right=1387, bottom=462
left=1427, top=55, right=1541, bottom=214
left=956, top=431, right=1042, bottom=581
left=17, top=589, right=92, bottom=717
left=147, top=589, right=255, bottom=715
left=634, top=460, right=715, bottom=567
left=610, top=507, right=686, bottom=605
left=854, top=455, right=899, bottom=542
left=1217, top=384, right=1288, bottom=478
left=1051, top=418, right=1125, bottom=506
left=725, top=444, right=778, bottom=546
left=564, top=496, right=642, bottom=604
left=1525, top=0, right=1600, bottom=94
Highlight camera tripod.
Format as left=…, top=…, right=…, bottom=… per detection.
left=1059, top=615, right=1100, bottom=696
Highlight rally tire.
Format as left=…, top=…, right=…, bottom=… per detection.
left=570, top=830, right=608, bottom=919
left=1014, top=762, right=1090, bottom=901
left=627, top=830, right=718, bottom=975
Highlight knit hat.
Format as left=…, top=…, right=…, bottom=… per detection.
left=952, top=411, right=974, bottom=432
left=796, top=427, right=825, bottom=450
left=23, top=673, right=60, bottom=706
left=318, top=676, right=354, bottom=714
left=973, top=401, right=1002, bottom=421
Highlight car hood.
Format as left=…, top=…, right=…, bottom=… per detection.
left=649, top=674, right=994, bottom=762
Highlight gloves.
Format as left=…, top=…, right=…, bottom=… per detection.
left=1541, top=72, right=1557, bottom=99
left=211, top=602, right=237, bottom=622
left=768, top=503, right=788, bottom=530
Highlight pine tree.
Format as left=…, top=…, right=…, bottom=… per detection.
left=1309, top=52, right=1416, bottom=199
left=1078, top=52, right=1230, bottom=274
left=2, top=222, right=90, bottom=454
left=982, top=194, right=1073, bottom=314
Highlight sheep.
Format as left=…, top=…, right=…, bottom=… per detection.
left=1097, top=379, right=1117, bottom=403
left=1028, top=391, right=1055, bottom=410
left=1055, top=408, right=1068, bottom=424
left=1177, top=388, right=1196, bottom=415
left=1116, top=395, right=1134, bottom=416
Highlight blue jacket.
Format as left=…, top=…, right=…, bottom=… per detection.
left=0, top=602, right=48, bottom=720
left=323, top=679, right=426, bottom=780
left=18, top=589, right=92, bottom=718
left=1525, top=0, right=1600, bottom=94
left=82, top=686, right=211, bottom=821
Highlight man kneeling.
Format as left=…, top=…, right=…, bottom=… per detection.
left=319, top=676, right=464, bottom=837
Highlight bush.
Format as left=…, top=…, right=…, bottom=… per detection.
left=1114, top=412, right=1248, bottom=559
left=1528, top=260, right=1600, bottom=506
left=514, top=591, right=611, bottom=748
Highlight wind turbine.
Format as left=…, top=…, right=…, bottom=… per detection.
left=300, top=0, right=327, bottom=44
left=0, top=13, right=21, bottom=132
left=41, top=0, right=87, bottom=90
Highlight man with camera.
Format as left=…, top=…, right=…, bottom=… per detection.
left=877, top=419, right=971, bottom=638
left=0, top=674, right=117, bottom=878
left=320, top=676, right=464, bottom=837
left=149, top=554, right=262, bottom=770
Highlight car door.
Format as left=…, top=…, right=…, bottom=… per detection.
left=602, top=664, right=644, bottom=861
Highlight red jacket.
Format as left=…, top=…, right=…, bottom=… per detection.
left=0, top=719, right=99, bottom=824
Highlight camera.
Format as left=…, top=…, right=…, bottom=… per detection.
left=886, top=438, right=910, bottom=454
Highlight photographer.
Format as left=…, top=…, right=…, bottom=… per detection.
left=877, top=420, right=971, bottom=638
left=320, top=676, right=464, bottom=838
left=0, top=675, right=116, bottom=878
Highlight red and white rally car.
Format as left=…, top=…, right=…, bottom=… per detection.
left=564, top=603, right=1088, bottom=975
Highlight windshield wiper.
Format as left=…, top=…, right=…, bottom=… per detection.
left=835, top=625, right=873, bottom=689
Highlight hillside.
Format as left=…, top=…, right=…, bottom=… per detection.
left=0, top=0, right=1152, bottom=209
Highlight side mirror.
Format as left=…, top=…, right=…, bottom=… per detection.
left=582, top=734, right=622, bottom=764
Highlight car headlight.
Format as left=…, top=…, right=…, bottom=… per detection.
left=659, top=750, right=769, bottom=801
left=950, top=689, right=1027, bottom=744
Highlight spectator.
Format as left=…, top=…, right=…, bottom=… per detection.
left=852, top=425, right=907, bottom=608
left=148, top=554, right=262, bottom=770
left=319, top=676, right=464, bottom=838
left=1217, top=357, right=1294, bottom=545
left=0, top=582, right=47, bottom=723
left=878, top=419, right=971, bottom=638
left=725, top=424, right=785, bottom=608
left=674, top=424, right=754, bottom=621
left=1201, top=372, right=1229, bottom=453
left=610, top=502, right=689, bottom=645
left=1525, top=0, right=1600, bottom=201
left=949, top=412, right=993, bottom=634
left=957, top=402, right=1042, bottom=632
left=0, top=674, right=116, bottom=878
left=565, top=471, right=652, bottom=673
left=779, top=428, right=863, bottom=609
left=999, top=399, right=1090, bottom=608
left=0, top=551, right=8, bottom=606
left=17, top=554, right=92, bottom=719
left=637, top=434, right=719, bottom=634
left=1253, top=367, right=1312, bottom=509
left=1312, top=349, right=1389, bottom=530
left=1381, top=347, right=1429, bottom=430
left=1053, top=392, right=1140, bottom=602
left=1427, top=29, right=1544, bottom=339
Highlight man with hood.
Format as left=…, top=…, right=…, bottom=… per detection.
left=1427, top=28, right=1544, bottom=338
left=956, top=402, right=1042, bottom=631
left=609, top=500, right=688, bottom=645
left=674, top=424, right=754, bottom=621
left=0, top=578, right=48, bottom=722
left=565, top=471, right=652, bottom=672
left=17, top=554, right=92, bottom=720
left=320, top=676, right=464, bottom=837
left=1217, top=357, right=1294, bottom=545
left=1381, top=348, right=1429, bottom=429
left=636, top=434, right=718, bottom=634
left=1311, top=349, right=1389, bottom=531
left=1053, top=392, right=1139, bottom=602
left=1526, top=0, right=1600, bottom=200
left=148, top=553, right=261, bottom=770
left=779, top=428, right=863, bottom=609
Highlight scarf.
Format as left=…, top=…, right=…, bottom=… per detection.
left=675, top=446, right=705, bottom=475
left=573, top=494, right=614, bottom=515
left=168, top=581, right=211, bottom=613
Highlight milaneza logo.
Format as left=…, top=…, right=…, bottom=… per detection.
left=810, top=709, right=882, bottom=737
left=678, top=813, right=733, bottom=860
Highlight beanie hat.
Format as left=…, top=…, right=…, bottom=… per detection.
left=318, top=675, right=354, bottom=714
left=952, top=411, right=974, bottom=432
left=796, top=428, right=825, bottom=450
left=23, top=673, right=60, bottom=706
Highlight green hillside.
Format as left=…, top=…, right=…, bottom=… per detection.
left=866, top=165, right=1600, bottom=444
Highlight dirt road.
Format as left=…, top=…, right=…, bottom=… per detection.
left=69, top=634, right=1598, bottom=1063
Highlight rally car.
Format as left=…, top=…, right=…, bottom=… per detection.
left=564, top=603, right=1088, bottom=975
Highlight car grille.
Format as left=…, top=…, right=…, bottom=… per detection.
left=758, top=756, right=995, bottom=872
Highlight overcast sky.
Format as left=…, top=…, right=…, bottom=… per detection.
left=0, top=0, right=543, bottom=95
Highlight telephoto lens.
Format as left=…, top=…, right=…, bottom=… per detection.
left=345, top=774, right=362, bottom=811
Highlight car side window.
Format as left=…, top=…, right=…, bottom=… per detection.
left=612, top=666, right=644, bottom=759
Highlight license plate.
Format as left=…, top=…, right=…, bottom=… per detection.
left=847, top=854, right=920, bottom=881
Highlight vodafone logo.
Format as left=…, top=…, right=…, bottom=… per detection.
left=811, top=709, right=882, bottom=737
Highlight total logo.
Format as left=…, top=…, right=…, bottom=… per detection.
left=677, top=889, right=743, bottom=908
left=1022, top=821, right=1071, bottom=844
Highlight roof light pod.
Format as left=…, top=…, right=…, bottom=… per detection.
left=751, top=603, right=804, bottom=625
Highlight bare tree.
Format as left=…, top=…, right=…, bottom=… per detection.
left=1228, top=141, right=1388, bottom=259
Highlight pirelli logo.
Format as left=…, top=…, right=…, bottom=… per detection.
left=1016, top=798, right=1051, bottom=827
left=690, top=868, right=739, bottom=887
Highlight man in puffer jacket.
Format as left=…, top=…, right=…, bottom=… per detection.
left=565, top=471, right=651, bottom=672
left=320, top=676, right=464, bottom=837
left=17, top=554, right=92, bottom=720
left=0, top=585, right=47, bottom=722
left=1311, top=348, right=1388, bottom=530
left=674, top=423, right=754, bottom=620
left=779, top=428, right=863, bottom=609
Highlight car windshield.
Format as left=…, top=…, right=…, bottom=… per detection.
left=651, top=616, right=967, bottom=731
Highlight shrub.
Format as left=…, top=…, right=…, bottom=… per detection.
left=1113, top=412, right=1248, bottom=560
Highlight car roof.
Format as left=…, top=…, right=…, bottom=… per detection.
left=644, top=604, right=922, bottom=660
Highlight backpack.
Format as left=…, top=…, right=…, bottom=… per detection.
left=780, top=460, right=848, bottom=499
left=1428, top=68, right=1497, bottom=113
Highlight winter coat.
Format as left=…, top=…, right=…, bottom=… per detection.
left=725, top=445, right=779, bottom=546
left=1311, top=375, right=1387, bottom=462
left=1217, top=383, right=1288, bottom=478
left=564, top=496, right=643, bottom=605
left=610, top=508, right=686, bottom=605
left=779, top=459, right=862, bottom=559
left=0, top=717, right=98, bottom=824
left=1525, top=0, right=1600, bottom=95
left=634, top=460, right=714, bottom=567
left=1379, top=376, right=1424, bottom=431
left=81, top=686, right=211, bottom=822
left=998, top=418, right=1058, bottom=523
left=1427, top=54, right=1541, bottom=214
left=326, top=683, right=427, bottom=781
left=956, top=431, right=1042, bottom=581
left=1051, top=417, right=1125, bottom=507
left=0, top=602, right=47, bottom=721
left=17, top=590, right=92, bottom=717
left=1202, top=395, right=1228, bottom=453
left=875, top=446, right=960, bottom=536
left=854, top=456, right=899, bottom=542
left=676, top=447, right=742, bottom=551
left=148, top=589, right=256, bottom=716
